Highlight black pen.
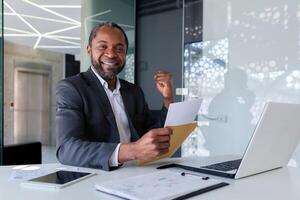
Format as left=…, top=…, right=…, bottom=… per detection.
left=180, top=172, right=210, bottom=180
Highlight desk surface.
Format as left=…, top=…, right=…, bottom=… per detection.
left=1, top=157, right=300, bottom=200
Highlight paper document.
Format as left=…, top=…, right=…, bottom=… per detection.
left=139, top=122, right=197, bottom=165
left=9, top=168, right=50, bottom=181
left=164, top=98, right=202, bottom=126
left=139, top=99, right=202, bottom=165
left=95, top=169, right=229, bottom=200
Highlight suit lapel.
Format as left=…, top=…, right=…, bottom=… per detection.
left=120, top=80, right=140, bottom=141
left=119, top=81, right=134, bottom=117
left=84, top=68, right=120, bottom=140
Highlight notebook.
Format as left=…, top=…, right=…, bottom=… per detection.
left=158, top=102, right=300, bottom=179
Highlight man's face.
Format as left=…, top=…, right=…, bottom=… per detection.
left=87, top=26, right=127, bottom=80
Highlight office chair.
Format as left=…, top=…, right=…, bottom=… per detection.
left=3, top=141, right=42, bottom=165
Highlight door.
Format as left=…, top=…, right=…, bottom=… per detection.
left=14, top=69, right=50, bottom=145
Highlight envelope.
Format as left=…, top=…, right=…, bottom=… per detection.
left=139, top=122, right=197, bottom=165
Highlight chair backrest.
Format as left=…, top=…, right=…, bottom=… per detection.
left=3, top=142, right=42, bottom=165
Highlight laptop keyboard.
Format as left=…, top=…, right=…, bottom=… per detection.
left=202, top=159, right=242, bottom=171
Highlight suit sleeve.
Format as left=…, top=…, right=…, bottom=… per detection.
left=55, top=80, right=118, bottom=171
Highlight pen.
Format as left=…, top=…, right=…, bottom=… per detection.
left=180, top=172, right=210, bottom=180
left=172, top=182, right=229, bottom=200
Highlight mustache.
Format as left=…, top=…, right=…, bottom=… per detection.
left=91, top=57, right=125, bottom=81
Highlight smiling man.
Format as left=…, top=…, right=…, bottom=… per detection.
left=55, top=22, right=174, bottom=171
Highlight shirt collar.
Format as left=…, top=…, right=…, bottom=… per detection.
left=91, top=66, right=121, bottom=92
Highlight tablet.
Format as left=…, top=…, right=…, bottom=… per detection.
left=21, top=170, right=94, bottom=190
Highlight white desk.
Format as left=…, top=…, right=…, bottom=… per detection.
left=1, top=157, right=300, bottom=200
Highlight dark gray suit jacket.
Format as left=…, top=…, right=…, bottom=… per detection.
left=56, top=68, right=167, bottom=171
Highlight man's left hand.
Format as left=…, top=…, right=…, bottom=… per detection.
left=154, top=70, right=173, bottom=108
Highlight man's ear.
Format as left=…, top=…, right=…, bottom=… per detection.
left=87, top=45, right=92, bottom=55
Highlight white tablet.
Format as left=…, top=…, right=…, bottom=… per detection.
left=21, top=170, right=95, bottom=190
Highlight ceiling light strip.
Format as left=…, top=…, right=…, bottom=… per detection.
left=87, top=18, right=134, bottom=29
left=22, top=0, right=80, bottom=25
left=37, top=45, right=80, bottom=49
left=43, top=35, right=80, bottom=46
left=34, top=35, right=42, bottom=48
left=4, top=26, right=35, bottom=34
left=48, top=35, right=80, bottom=40
left=84, top=10, right=111, bottom=36
left=40, top=5, right=81, bottom=8
left=43, top=24, right=80, bottom=36
left=4, top=1, right=40, bottom=35
left=85, top=10, right=112, bottom=20
left=4, top=12, right=79, bottom=25
left=116, top=23, right=135, bottom=29
left=4, top=34, right=39, bottom=37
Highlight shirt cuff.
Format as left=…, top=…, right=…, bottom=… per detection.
left=109, top=143, right=121, bottom=167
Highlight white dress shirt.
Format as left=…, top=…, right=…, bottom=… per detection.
left=91, top=67, right=131, bottom=166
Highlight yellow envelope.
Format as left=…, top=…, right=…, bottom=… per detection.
left=139, top=122, right=197, bottom=165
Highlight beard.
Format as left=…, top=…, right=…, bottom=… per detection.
left=91, top=57, right=125, bottom=81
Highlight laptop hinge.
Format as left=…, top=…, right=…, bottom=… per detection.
left=157, top=163, right=236, bottom=179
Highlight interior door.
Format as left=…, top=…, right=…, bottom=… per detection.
left=14, top=69, right=50, bottom=145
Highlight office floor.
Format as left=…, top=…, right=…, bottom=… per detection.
left=42, top=145, right=57, bottom=163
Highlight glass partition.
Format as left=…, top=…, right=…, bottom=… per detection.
left=2, top=0, right=135, bottom=164
left=182, top=0, right=300, bottom=167
left=0, top=0, right=3, bottom=165
left=81, top=0, right=135, bottom=83
left=3, top=0, right=71, bottom=163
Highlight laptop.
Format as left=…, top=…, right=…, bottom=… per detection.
left=158, top=102, right=300, bottom=179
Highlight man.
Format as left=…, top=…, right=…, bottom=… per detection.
left=56, top=22, right=173, bottom=171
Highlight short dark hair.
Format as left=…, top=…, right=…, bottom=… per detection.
left=88, top=22, right=129, bottom=52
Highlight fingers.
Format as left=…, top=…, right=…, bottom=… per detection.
left=157, top=141, right=170, bottom=149
left=150, top=128, right=171, bottom=151
left=146, top=128, right=171, bottom=147
left=152, top=128, right=172, bottom=136
left=159, top=148, right=169, bottom=155
left=154, top=75, right=172, bottom=82
left=155, top=135, right=170, bottom=143
left=154, top=70, right=172, bottom=81
left=154, top=70, right=171, bottom=76
left=134, top=128, right=172, bottom=160
left=149, top=142, right=170, bottom=157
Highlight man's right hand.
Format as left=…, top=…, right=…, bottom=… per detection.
left=118, top=128, right=172, bottom=163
